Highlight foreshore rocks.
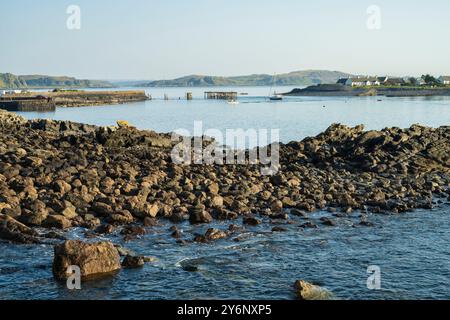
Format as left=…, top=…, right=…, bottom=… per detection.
left=294, top=280, right=333, bottom=300
left=0, top=109, right=449, bottom=245
left=52, top=240, right=121, bottom=280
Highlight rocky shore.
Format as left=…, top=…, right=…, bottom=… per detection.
left=0, top=109, right=449, bottom=279
left=284, top=84, right=450, bottom=97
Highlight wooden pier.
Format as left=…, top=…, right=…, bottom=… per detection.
left=204, top=91, right=238, bottom=100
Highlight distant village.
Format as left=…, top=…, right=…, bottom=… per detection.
left=336, top=75, right=450, bottom=87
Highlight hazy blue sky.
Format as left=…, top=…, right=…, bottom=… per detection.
left=1, top=0, right=449, bottom=79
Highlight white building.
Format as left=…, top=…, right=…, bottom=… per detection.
left=337, top=77, right=381, bottom=87
left=0, top=90, right=6, bottom=96
left=439, top=76, right=450, bottom=85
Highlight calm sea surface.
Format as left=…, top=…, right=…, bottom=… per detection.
left=17, top=86, right=450, bottom=145
left=1, top=86, right=449, bottom=300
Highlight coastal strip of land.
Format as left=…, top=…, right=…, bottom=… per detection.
left=0, top=90, right=149, bottom=112
left=284, top=84, right=450, bottom=97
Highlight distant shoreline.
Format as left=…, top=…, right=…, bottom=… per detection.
left=284, top=84, right=450, bottom=97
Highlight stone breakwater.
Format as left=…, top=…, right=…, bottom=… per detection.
left=0, top=109, right=449, bottom=246
left=0, top=90, right=149, bottom=111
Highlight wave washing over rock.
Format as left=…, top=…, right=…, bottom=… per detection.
left=0, top=109, right=449, bottom=284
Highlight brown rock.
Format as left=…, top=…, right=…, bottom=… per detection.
left=121, top=255, right=145, bottom=268
left=53, top=240, right=121, bottom=280
left=45, top=215, right=72, bottom=229
left=189, top=205, right=213, bottom=224
left=294, top=280, right=333, bottom=300
left=243, top=217, right=261, bottom=226
left=270, top=200, right=283, bottom=213
left=205, top=228, right=228, bottom=241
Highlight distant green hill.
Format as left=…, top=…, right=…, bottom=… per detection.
left=141, top=70, right=353, bottom=87
left=0, top=73, right=112, bottom=89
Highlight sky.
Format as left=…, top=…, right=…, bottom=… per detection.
left=1, top=0, right=449, bottom=80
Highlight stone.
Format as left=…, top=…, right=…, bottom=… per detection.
left=95, top=224, right=115, bottom=234
left=91, top=202, right=114, bottom=217
left=116, top=120, right=130, bottom=128
left=144, top=203, right=159, bottom=218
left=52, top=240, right=121, bottom=280
left=243, top=217, right=261, bottom=226
left=20, top=202, right=49, bottom=226
left=44, top=215, right=72, bottom=229
left=53, top=180, right=72, bottom=195
left=211, top=195, right=224, bottom=208
left=143, top=217, right=158, bottom=227
left=121, top=255, right=145, bottom=268
left=272, top=226, right=287, bottom=232
left=205, top=228, right=228, bottom=241
left=320, top=217, right=336, bottom=226
left=61, top=205, right=78, bottom=219
left=189, top=205, right=213, bottom=224
left=0, top=214, right=41, bottom=244
left=207, top=182, right=220, bottom=195
left=270, top=200, right=283, bottom=213
left=108, top=210, right=134, bottom=224
left=294, top=280, right=333, bottom=300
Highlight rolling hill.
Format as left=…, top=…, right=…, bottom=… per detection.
left=141, top=70, right=353, bottom=87
left=0, top=73, right=112, bottom=89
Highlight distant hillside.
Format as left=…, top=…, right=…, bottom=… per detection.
left=141, top=70, right=353, bottom=87
left=0, top=73, right=112, bottom=89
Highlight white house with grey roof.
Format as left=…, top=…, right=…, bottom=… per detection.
left=439, top=76, right=450, bottom=85
left=337, top=77, right=381, bottom=87
left=337, top=76, right=408, bottom=87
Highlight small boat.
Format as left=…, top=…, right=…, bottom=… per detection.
left=268, top=73, right=283, bottom=101
left=269, top=94, right=283, bottom=101
left=227, top=99, right=239, bottom=105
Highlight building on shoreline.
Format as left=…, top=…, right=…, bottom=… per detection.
left=337, top=76, right=406, bottom=87
left=439, top=76, right=450, bottom=85
left=337, top=77, right=381, bottom=86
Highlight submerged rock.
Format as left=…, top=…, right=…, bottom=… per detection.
left=121, top=255, right=145, bottom=268
left=205, top=228, right=228, bottom=241
left=294, top=280, right=333, bottom=300
left=52, top=240, right=121, bottom=280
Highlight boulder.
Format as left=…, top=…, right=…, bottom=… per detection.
left=189, top=205, right=213, bottom=224
left=53, top=240, right=121, bottom=280
left=294, top=280, right=333, bottom=300
left=243, top=217, right=261, bottom=226
left=121, top=255, right=145, bottom=268
left=44, top=215, right=72, bottom=229
left=0, top=214, right=41, bottom=244
left=205, top=228, right=228, bottom=241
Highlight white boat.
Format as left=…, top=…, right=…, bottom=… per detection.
left=227, top=99, right=239, bottom=105
left=269, top=94, right=283, bottom=101
left=268, top=73, right=283, bottom=101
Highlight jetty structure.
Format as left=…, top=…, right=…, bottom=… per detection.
left=0, top=90, right=149, bottom=111
left=204, top=91, right=238, bottom=100
left=0, top=95, right=56, bottom=112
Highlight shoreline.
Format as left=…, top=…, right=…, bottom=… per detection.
left=284, top=84, right=450, bottom=97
